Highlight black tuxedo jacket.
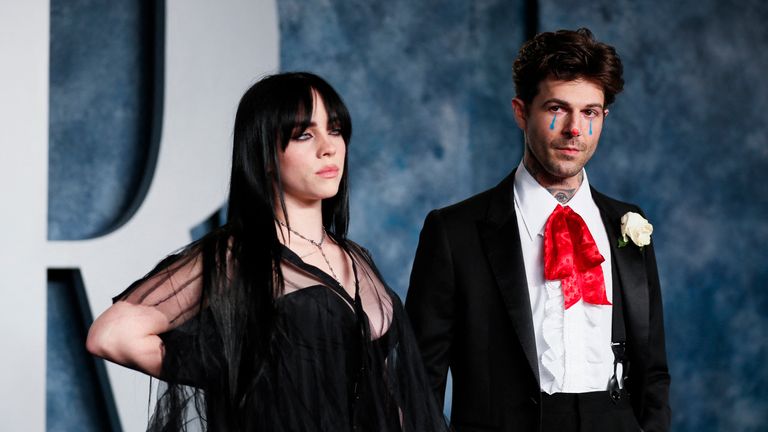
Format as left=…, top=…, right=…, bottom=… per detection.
left=406, top=171, right=671, bottom=432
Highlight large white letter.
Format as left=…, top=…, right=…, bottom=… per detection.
left=0, top=1, right=279, bottom=430
left=0, top=2, right=50, bottom=431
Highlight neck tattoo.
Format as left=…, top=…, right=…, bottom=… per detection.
left=277, top=220, right=341, bottom=284
left=550, top=189, right=575, bottom=204
left=523, top=153, right=583, bottom=204
left=546, top=172, right=583, bottom=204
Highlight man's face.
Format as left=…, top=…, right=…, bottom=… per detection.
left=512, top=78, right=607, bottom=185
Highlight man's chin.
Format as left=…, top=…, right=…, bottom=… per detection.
left=544, top=165, right=583, bottom=182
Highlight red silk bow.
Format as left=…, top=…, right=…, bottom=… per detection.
left=543, top=205, right=611, bottom=309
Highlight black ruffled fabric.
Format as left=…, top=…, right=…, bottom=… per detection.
left=115, top=235, right=448, bottom=432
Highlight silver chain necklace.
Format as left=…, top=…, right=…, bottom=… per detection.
left=277, top=220, right=340, bottom=284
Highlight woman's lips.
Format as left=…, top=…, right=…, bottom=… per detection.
left=316, top=165, right=339, bottom=178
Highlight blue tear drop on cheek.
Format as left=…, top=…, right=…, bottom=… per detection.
left=549, top=114, right=557, bottom=130
left=589, top=118, right=593, bottom=135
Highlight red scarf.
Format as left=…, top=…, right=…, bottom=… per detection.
left=543, top=205, right=611, bottom=309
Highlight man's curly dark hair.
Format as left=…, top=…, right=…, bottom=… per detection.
left=513, top=28, right=624, bottom=107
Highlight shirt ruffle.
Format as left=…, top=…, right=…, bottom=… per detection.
left=540, top=280, right=565, bottom=393
left=540, top=280, right=612, bottom=394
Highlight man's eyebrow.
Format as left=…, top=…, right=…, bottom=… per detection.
left=540, top=98, right=570, bottom=107
left=540, top=98, right=604, bottom=109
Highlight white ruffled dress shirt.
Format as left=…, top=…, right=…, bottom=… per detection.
left=513, top=163, right=614, bottom=394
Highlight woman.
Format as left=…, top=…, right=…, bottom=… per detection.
left=87, top=72, right=448, bottom=431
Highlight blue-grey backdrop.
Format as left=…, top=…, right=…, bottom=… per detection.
left=47, top=1, right=768, bottom=431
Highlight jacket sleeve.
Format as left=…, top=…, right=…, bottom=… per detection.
left=638, top=210, right=672, bottom=432
left=405, top=209, right=456, bottom=410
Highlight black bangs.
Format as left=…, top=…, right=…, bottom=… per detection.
left=310, top=77, right=352, bottom=145
left=265, top=73, right=353, bottom=153
left=276, top=83, right=314, bottom=151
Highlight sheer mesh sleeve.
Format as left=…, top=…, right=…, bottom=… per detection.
left=112, top=248, right=211, bottom=388
left=115, top=252, right=204, bottom=328
left=345, top=242, right=449, bottom=431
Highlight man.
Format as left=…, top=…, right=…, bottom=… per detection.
left=406, top=28, right=670, bottom=432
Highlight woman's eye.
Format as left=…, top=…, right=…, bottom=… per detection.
left=329, top=128, right=342, bottom=136
left=293, top=132, right=312, bottom=141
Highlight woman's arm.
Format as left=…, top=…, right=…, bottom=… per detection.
left=87, top=252, right=204, bottom=378
left=86, top=301, right=170, bottom=377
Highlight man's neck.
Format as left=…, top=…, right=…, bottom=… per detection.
left=522, top=157, right=584, bottom=205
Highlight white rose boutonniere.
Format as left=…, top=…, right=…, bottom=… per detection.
left=619, top=212, right=653, bottom=248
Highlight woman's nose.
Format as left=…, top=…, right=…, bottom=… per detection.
left=317, top=132, right=337, bottom=157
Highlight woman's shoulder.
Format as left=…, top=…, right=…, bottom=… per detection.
left=342, top=238, right=372, bottom=259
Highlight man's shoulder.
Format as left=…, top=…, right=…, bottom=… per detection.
left=436, top=186, right=496, bottom=219
left=590, top=187, right=645, bottom=216
left=430, top=173, right=513, bottom=224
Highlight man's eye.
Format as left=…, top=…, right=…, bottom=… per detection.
left=584, top=109, right=598, bottom=118
left=548, top=106, right=562, bottom=113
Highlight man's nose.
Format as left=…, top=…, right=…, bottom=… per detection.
left=563, top=114, right=582, bottom=137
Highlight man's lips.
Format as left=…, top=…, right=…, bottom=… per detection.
left=554, top=147, right=580, bottom=154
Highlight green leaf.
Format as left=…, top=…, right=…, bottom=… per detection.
left=617, top=238, right=629, bottom=248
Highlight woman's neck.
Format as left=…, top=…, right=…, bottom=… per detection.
left=275, top=198, right=325, bottom=244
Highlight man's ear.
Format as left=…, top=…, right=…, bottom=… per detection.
left=511, top=98, right=528, bottom=130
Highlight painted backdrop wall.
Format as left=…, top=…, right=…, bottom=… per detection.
left=40, top=0, right=768, bottom=431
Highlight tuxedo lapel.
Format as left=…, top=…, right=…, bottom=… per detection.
left=478, top=171, right=540, bottom=383
left=593, top=189, right=650, bottom=352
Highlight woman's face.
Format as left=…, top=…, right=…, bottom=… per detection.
left=277, top=91, right=346, bottom=207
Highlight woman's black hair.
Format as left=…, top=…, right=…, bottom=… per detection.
left=121, top=73, right=446, bottom=432
left=143, top=72, right=354, bottom=430
left=228, top=71, right=352, bottom=240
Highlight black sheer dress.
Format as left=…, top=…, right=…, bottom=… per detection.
left=115, top=234, right=448, bottom=432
